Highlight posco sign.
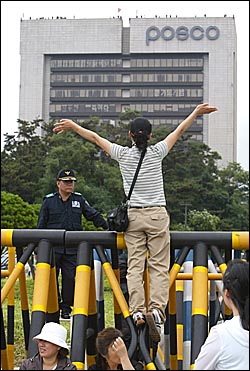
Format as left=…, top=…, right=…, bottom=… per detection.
left=146, top=25, right=220, bottom=45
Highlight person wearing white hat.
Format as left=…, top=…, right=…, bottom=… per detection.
left=19, top=322, right=76, bottom=370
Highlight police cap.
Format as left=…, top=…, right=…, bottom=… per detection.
left=57, top=168, right=77, bottom=181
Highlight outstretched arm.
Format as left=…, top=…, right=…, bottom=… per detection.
left=53, top=119, right=112, bottom=155
left=165, top=103, right=218, bottom=151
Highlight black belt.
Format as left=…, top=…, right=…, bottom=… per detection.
left=130, top=205, right=165, bottom=209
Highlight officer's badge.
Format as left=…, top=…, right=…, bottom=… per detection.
left=72, top=201, right=80, bottom=208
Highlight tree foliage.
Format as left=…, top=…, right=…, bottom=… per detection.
left=1, top=191, right=40, bottom=229
left=188, top=209, right=220, bottom=231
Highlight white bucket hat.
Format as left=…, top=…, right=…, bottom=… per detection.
left=33, top=322, right=69, bottom=351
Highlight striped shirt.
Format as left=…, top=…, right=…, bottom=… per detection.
left=110, top=140, right=169, bottom=207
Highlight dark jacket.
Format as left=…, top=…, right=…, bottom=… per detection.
left=37, top=191, right=108, bottom=253
left=88, top=359, right=144, bottom=370
left=19, top=353, right=77, bottom=370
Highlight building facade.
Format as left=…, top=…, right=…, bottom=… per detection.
left=19, top=16, right=237, bottom=167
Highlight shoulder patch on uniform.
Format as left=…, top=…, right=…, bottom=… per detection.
left=45, top=193, right=55, bottom=198
left=72, top=192, right=82, bottom=196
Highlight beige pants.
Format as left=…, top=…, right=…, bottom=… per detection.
left=125, top=206, right=170, bottom=321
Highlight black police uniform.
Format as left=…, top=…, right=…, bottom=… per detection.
left=37, top=191, right=108, bottom=316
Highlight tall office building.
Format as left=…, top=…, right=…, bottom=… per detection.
left=19, top=16, right=236, bottom=167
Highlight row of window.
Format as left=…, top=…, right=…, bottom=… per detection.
left=130, top=58, right=203, bottom=68
left=131, top=73, right=203, bottom=83
left=129, top=104, right=202, bottom=123
left=50, top=102, right=202, bottom=120
left=50, top=57, right=204, bottom=69
left=51, top=59, right=123, bottom=68
left=51, top=72, right=203, bottom=84
left=50, top=87, right=203, bottom=98
left=51, top=103, right=116, bottom=113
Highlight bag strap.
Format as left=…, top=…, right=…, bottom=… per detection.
left=124, top=148, right=146, bottom=202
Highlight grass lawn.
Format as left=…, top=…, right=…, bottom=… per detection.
left=1, top=273, right=116, bottom=368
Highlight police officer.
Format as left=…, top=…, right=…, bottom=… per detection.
left=37, top=168, right=108, bottom=319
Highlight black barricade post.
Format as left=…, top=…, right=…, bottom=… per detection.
left=1, top=243, right=37, bottom=304
left=210, top=245, right=232, bottom=319
left=190, top=242, right=208, bottom=369
left=16, top=244, right=34, bottom=357
left=176, top=278, right=184, bottom=370
left=86, top=253, right=98, bottom=368
left=94, top=244, right=138, bottom=360
left=138, top=326, right=157, bottom=370
left=169, top=278, right=178, bottom=370
left=110, top=245, right=122, bottom=330
left=1, top=302, right=10, bottom=370
left=28, top=239, right=52, bottom=357
left=46, top=250, right=60, bottom=323
left=70, top=241, right=92, bottom=370
left=6, top=246, right=15, bottom=369
left=170, top=246, right=191, bottom=288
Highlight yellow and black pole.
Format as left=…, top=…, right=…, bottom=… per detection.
left=1, top=307, right=9, bottom=370
left=169, top=276, right=178, bottom=370
left=18, top=267, right=30, bottom=356
left=169, top=246, right=190, bottom=289
left=138, top=326, right=157, bottom=370
left=71, top=241, right=92, bottom=370
left=1, top=242, right=35, bottom=368
left=1, top=243, right=37, bottom=304
left=6, top=246, right=15, bottom=370
left=16, top=245, right=33, bottom=357
left=190, top=242, right=208, bottom=370
left=210, top=245, right=232, bottom=319
left=28, top=239, right=52, bottom=357
left=86, top=255, right=98, bottom=369
left=110, top=244, right=122, bottom=330
left=94, top=244, right=138, bottom=359
left=176, top=278, right=184, bottom=370
left=46, top=250, right=60, bottom=323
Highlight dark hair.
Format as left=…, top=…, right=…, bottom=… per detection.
left=58, top=348, right=69, bottom=357
left=223, top=259, right=249, bottom=330
left=129, top=117, right=152, bottom=151
left=95, top=328, right=123, bottom=369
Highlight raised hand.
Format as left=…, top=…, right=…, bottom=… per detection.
left=195, top=103, right=218, bottom=115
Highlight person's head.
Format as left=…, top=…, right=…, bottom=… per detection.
left=95, top=327, right=123, bottom=368
left=33, top=322, right=69, bottom=358
left=129, top=117, right=152, bottom=151
left=56, top=168, right=76, bottom=196
left=222, top=259, right=249, bottom=330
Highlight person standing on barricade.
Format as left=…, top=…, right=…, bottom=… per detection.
left=53, top=103, right=217, bottom=341
left=37, top=168, right=108, bottom=319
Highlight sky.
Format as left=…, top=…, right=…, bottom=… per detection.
left=1, top=1, right=249, bottom=170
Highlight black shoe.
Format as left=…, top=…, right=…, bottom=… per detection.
left=61, top=311, right=71, bottom=320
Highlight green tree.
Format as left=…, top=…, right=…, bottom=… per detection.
left=1, top=191, right=40, bottom=228
left=162, top=137, right=222, bottom=226
left=1, top=119, right=49, bottom=203
left=216, top=163, right=249, bottom=230
left=188, top=209, right=220, bottom=231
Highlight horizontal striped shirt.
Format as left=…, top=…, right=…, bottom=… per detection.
left=110, top=140, right=169, bottom=207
